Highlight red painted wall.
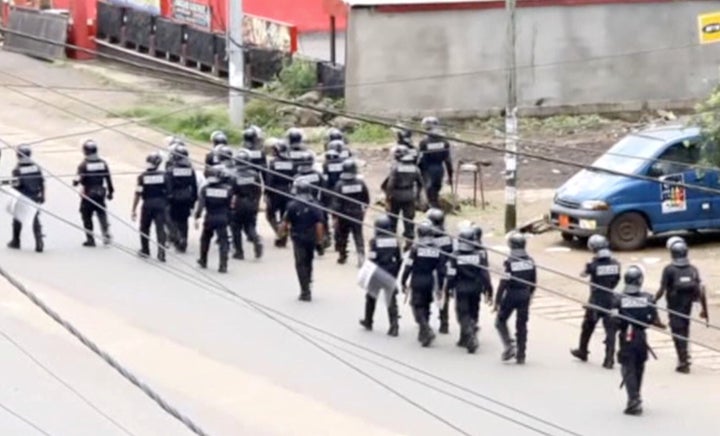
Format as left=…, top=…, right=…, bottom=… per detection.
left=244, top=0, right=346, bottom=33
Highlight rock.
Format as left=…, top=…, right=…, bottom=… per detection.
left=330, top=116, right=361, bottom=133
left=296, top=90, right=322, bottom=105
left=295, top=108, right=323, bottom=127
left=657, top=109, right=677, bottom=121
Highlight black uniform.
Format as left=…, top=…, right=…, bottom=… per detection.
left=9, top=161, right=45, bottom=251
left=322, top=154, right=344, bottom=196
left=418, top=136, right=453, bottom=208
left=445, top=245, right=492, bottom=351
left=331, top=176, right=369, bottom=264
left=231, top=167, right=263, bottom=259
left=265, top=156, right=294, bottom=246
left=243, top=143, right=268, bottom=182
left=659, top=262, right=701, bottom=369
left=433, top=231, right=454, bottom=333
left=495, top=251, right=537, bottom=362
left=283, top=197, right=324, bottom=300
left=381, top=160, right=424, bottom=242
left=196, top=181, right=232, bottom=272
left=401, top=241, right=445, bottom=346
left=204, top=147, right=222, bottom=177
left=615, top=289, right=659, bottom=415
left=74, top=157, right=114, bottom=246
left=136, top=170, right=170, bottom=259
left=575, top=253, right=621, bottom=365
left=166, top=163, right=198, bottom=252
left=362, top=235, right=401, bottom=335
left=294, top=167, right=329, bottom=251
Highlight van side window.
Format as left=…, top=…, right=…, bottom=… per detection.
left=650, top=141, right=701, bottom=176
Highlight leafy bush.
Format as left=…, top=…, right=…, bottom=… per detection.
left=696, top=86, right=720, bottom=166
left=278, top=59, right=317, bottom=97
left=348, top=123, right=393, bottom=144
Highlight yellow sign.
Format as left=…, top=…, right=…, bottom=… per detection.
left=698, top=11, right=720, bottom=44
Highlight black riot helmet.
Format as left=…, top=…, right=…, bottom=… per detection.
left=325, top=149, right=340, bottom=162
left=145, top=151, right=162, bottom=170
left=210, top=130, right=228, bottom=146
left=243, top=128, right=258, bottom=144
left=421, top=116, right=440, bottom=131
left=327, top=128, right=345, bottom=144
left=287, top=128, right=303, bottom=146
left=340, top=159, right=358, bottom=180
left=327, top=139, right=345, bottom=154
left=416, top=220, right=435, bottom=239
left=234, top=148, right=251, bottom=170
left=205, top=165, right=223, bottom=184
left=472, top=224, right=483, bottom=243
left=587, top=234, right=609, bottom=253
left=457, top=227, right=476, bottom=252
left=508, top=232, right=526, bottom=250
left=374, top=214, right=393, bottom=236
left=425, top=208, right=445, bottom=228
left=669, top=238, right=689, bottom=266
left=16, top=144, right=32, bottom=164
left=396, top=128, right=412, bottom=145
left=82, top=139, right=98, bottom=157
left=399, top=152, right=416, bottom=164
left=293, top=179, right=312, bottom=198
left=173, top=144, right=190, bottom=166
left=295, top=150, right=315, bottom=174
left=624, top=265, right=644, bottom=289
left=217, top=145, right=234, bottom=164
left=392, top=144, right=408, bottom=161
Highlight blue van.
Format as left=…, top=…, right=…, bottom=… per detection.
left=549, top=126, right=720, bottom=250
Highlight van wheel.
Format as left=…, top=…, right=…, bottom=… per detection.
left=609, top=212, right=648, bottom=251
left=561, top=232, right=574, bottom=242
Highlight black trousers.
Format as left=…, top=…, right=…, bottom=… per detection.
left=578, top=307, right=616, bottom=361
left=388, top=199, right=415, bottom=241
left=668, top=296, right=693, bottom=363
left=167, top=201, right=192, bottom=248
left=438, top=271, right=449, bottom=328
left=80, top=197, right=109, bottom=242
left=496, top=293, right=531, bottom=357
left=139, top=204, right=167, bottom=255
left=292, top=239, right=315, bottom=295
left=199, top=216, right=229, bottom=265
left=231, top=207, right=261, bottom=255
left=336, top=216, right=364, bottom=259
left=363, top=291, right=399, bottom=325
left=265, top=193, right=289, bottom=235
left=456, top=292, right=480, bottom=339
left=11, top=214, right=42, bottom=245
left=422, top=166, right=444, bottom=208
left=620, top=347, right=646, bottom=403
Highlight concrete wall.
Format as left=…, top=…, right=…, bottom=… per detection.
left=299, top=31, right=346, bottom=64
left=345, top=1, right=720, bottom=117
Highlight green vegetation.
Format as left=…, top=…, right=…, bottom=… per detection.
left=276, top=59, right=318, bottom=97
left=696, top=86, right=720, bottom=166
left=348, top=123, right=394, bottom=144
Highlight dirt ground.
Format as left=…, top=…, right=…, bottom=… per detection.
left=2, top=51, right=719, bottom=353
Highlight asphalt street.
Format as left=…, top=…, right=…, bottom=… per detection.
left=0, top=51, right=718, bottom=436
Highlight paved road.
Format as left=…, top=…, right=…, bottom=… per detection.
left=0, top=51, right=718, bottom=436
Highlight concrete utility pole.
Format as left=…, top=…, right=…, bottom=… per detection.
left=504, top=0, right=518, bottom=233
left=228, top=0, right=245, bottom=126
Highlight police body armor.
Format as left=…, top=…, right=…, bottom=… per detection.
left=140, top=170, right=168, bottom=203
left=389, top=162, right=419, bottom=203
left=14, top=162, right=43, bottom=202
left=333, top=177, right=367, bottom=217
left=204, top=184, right=232, bottom=218
left=268, top=157, right=294, bottom=194
left=667, top=265, right=701, bottom=298
left=449, top=249, right=488, bottom=295
left=369, top=235, right=401, bottom=276
left=233, top=168, right=262, bottom=211
left=168, top=163, right=196, bottom=203
left=419, top=137, right=450, bottom=169
left=617, top=291, right=655, bottom=358
left=503, top=255, right=536, bottom=294
left=79, top=158, right=109, bottom=200
left=294, top=171, right=323, bottom=201
left=323, top=156, right=344, bottom=190
left=588, top=257, right=621, bottom=308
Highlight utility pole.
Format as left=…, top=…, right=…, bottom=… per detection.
left=228, top=0, right=245, bottom=126
left=504, top=0, right=518, bottom=233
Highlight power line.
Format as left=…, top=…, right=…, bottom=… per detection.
left=0, top=400, right=53, bottom=436
left=0, top=329, right=136, bottom=435
left=2, top=71, right=714, bottom=332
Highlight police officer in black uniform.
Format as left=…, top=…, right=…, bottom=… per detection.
left=265, top=139, right=294, bottom=247
left=287, top=128, right=306, bottom=156
left=417, top=117, right=453, bottom=208
left=8, top=144, right=45, bottom=252
left=325, top=128, right=346, bottom=149
left=280, top=180, right=325, bottom=302
left=381, top=148, right=425, bottom=248
left=73, top=139, right=114, bottom=247
left=400, top=220, right=445, bottom=347
left=165, top=137, right=185, bottom=172
left=194, top=166, right=232, bottom=273
left=166, top=145, right=197, bottom=253
left=323, top=145, right=345, bottom=190
left=655, top=237, right=709, bottom=374
left=293, top=151, right=329, bottom=252
left=205, top=130, right=228, bottom=176
left=131, top=152, right=169, bottom=262
left=359, top=214, right=401, bottom=336
left=494, top=232, right=537, bottom=364
left=615, top=265, right=664, bottom=416
left=241, top=127, right=268, bottom=181
left=444, top=227, right=493, bottom=353
left=331, top=159, right=369, bottom=267
left=571, top=234, right=621, bottom=368
left=426, top=208, right=453, bottom=334
left=395, top=126, right=418, bottom=163
left=230, top=148, right=263, bottom=260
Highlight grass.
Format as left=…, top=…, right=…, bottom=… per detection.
left=348, top=123, right=394, bottom=144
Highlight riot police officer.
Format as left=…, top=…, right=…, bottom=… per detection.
left=280, top=180, right=325, bottom=302
left=166, top=145, right=197, bottom=253
left=8, top=144, right=44, bottom=252
left=231, top=149, right=263, bottom=260
left=287, top=128, right=306, bottom=156
left=418, top=117, right=453, bottom=208
left=205, top=130, right=228, bottom=176
left=615, top=265, right=664, bottom=416
left=395, top=126, right=418, bottom=162
left=194, top=166, right=232, bottom=273
left=265, top=139, right=294, bottom=247
left=325, top=128, right=346, bottom=149
left=444, top=227, right=492, bottom=353
left=400, top=220, right=445, bottom=347
left=165, top=137, right=185, bottom=171
left=242, top=127, right=268, bottom=181
left=323, top=145, right=345, bottom=190
left=381, top=149, right=425, bottom=248
left=73, top=139, right=114, bottom=247
left=293, top=151, right=328, bottom=251
left=359, top=214, right=401, bottom=336
left=131, top=152, right=169, bottom=262
left=427, top=208, right=453, bottom=334
left=571, top=235, right=621, bottom=369
left=494, top=232, right=537, bottom=364
left=331, top=159, right=369, bottom=266
left=655, top=237, right=709, bottom=374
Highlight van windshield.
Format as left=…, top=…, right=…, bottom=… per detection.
left=591, top=135, right=664, bottom=176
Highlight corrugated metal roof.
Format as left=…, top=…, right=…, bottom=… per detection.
left=344, top=0, right=493, bottom=6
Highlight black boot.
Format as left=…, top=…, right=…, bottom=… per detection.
left=254, top=242, right=263, bottom=259
left=502, top=344, right=517, bottom=361
left=676, top=360, right=691, bottom=374
left=387, top=323, right=399, bottom=337
left=157, top=249, right=166, bottom=263
left=359, top=296, right=375, bottom=330
left=35, top=238, right=44, bottom=253
left=197, top=256, right=207, bottom=269
left=571, top=348, right=589, bottom=362
left=602, top=354, right=614, bottom=370
left=83, top=236, right=96, bottom=247
left=624, top=399, right=643, bottom=416
left=218, top=261, right=228, bottom=273
left=387, top=303, right=399, bottom=337
left=359, top=319, right=372, bottom=331
left=233, top=251, right=244, bottom=260
left=466, top=334, right=479, bottom=354
left=8, top=221, right=21, bottom=249
left=337, top=252, right=347, bottom=265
